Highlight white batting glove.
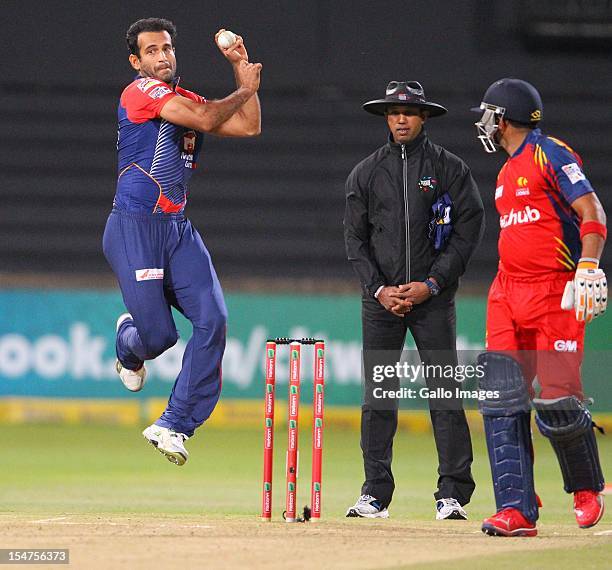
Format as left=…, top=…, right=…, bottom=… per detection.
left=561, top=259, right=607, bottom=323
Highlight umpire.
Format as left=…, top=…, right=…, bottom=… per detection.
left=344, top=81, right=485, bottom=520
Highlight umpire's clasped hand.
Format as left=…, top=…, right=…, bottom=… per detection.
left=377, top=286, right=413, bottom=317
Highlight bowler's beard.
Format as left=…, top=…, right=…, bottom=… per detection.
left=140, top=62, right=175, bottom=84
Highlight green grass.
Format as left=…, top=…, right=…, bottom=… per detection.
left=407, top=543, right=612, bottom=570
left=1, top=421, right=611, bottom=523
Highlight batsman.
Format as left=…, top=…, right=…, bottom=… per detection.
left=473, top=78, right=607, bottom=536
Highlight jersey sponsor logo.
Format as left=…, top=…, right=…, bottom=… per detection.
left=499, top=206, right=541, bottom=228
left=137, top=78, right=161, bottom=92
left=181, top=130, right=197, bottom=169
left=183, top=130, right=196, bottom=154
left=554, top=339, right=577, bottom=352
left=495, top=185, right=503, bottom=200
left=148, top=86, right=172, bottom=99
left=561, top=162, right=586, bottom=185
left=515, top=177, right=530, bottom=196
left=135, top=268, right=164, bottom=281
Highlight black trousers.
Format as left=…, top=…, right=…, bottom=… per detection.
left=360, top=292, right=475, bottom=507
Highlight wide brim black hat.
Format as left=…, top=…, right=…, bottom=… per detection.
left=363, top=81, right=448, bottom=118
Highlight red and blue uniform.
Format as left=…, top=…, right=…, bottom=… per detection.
left=115, top=76, right=205, bottom=213
left=103, top=76, right=226, bottom=437
left=487, top=128, right=594, bottom=398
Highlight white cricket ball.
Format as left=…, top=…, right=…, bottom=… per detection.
left=217, top=30, right=237, bottom=49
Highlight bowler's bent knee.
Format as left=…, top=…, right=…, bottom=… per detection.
left=140, top=327, right=179, bottom=360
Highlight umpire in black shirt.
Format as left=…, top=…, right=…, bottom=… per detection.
left=344, top=81, right=485, bottom=520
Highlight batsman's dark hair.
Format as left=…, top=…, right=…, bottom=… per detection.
left=126, top=18, right=177, bottom=57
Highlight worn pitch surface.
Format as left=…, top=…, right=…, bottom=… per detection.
left=1, top=424, right=610, bottom=569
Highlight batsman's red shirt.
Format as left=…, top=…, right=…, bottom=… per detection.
left=495, top=128, right=594, bottom=277
left=486, top=128, right=595, bottom=398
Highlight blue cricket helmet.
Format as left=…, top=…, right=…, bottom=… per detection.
left=473, top=78, right=543, bottom=125
left=472, top=78, right=543, bottom=153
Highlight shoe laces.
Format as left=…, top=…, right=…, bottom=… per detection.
left=439, top=498, right=461, bottom=508
left=169, top=431, right=188, bottom=443
left=359, top=494, right=376, bottom=503
left=574, top=490, right=596, bottom=507
left=492, top=508, right=516, bottom=521
left=357, top=495, right=382, bottom=509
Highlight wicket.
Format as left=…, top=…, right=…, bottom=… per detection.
left=261, top=337, right=325, bottom=523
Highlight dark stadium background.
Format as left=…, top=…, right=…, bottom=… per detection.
left=1, top=0, right=610, bottom=290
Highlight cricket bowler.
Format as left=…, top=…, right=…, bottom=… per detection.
left=102, top=18, right=261, bottom=465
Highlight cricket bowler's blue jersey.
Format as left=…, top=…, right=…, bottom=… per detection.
left=114, top=77, right=205, bottom=214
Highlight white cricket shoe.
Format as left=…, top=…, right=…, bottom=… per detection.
left=346, top=495, right=389, bottom=518
left=436, top=498, right=468, bottom=520
left=115, top=313, right=146, bottom=392
left=142, top=424, right=189, bottom=466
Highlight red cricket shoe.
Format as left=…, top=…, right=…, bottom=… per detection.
left=482, top=508, right=537, bottom=537
left=574, top=490, right=605, bottom=529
